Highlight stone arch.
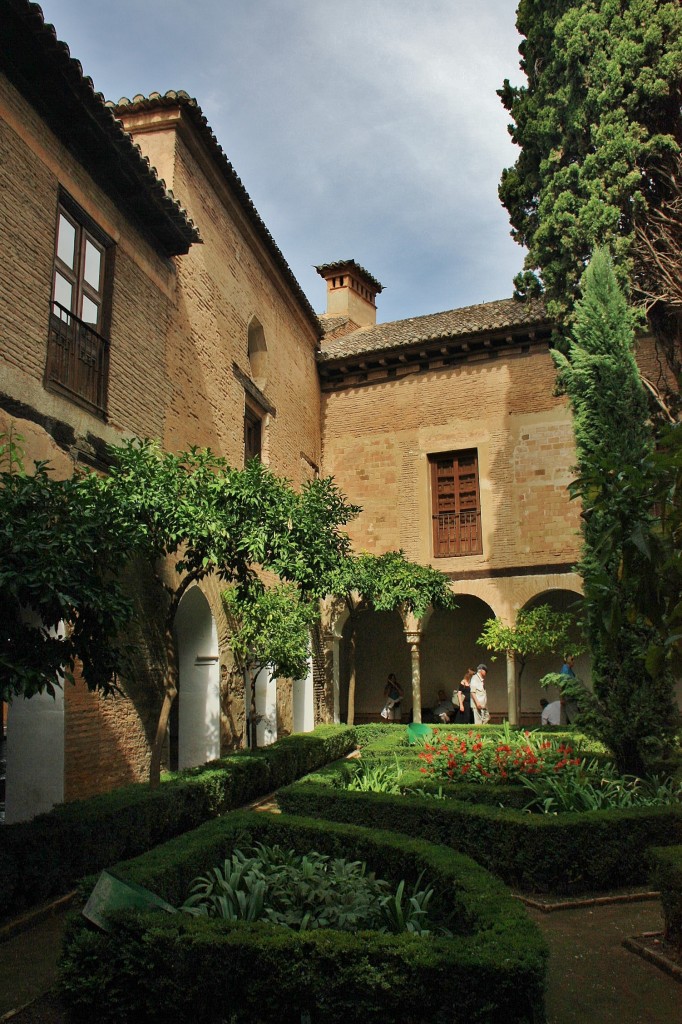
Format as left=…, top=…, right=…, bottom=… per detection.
left=292, top=650, right=315, bottom=734
left=247, top=315, right=268, bottom=390
left=4, top=611, right=65, bottom=824
left=172, top=586, right=220, bottom=770
left=339, top=607, right=410, bottom=723
left=421, top=594, right=503, bottom=716
left=517, top=587, right=588, bottom=723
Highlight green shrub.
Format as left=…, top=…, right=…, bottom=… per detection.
left=649, top=845, right=682, bottom=948
left=520, top=765, right=682, bottom=813
left=0, top=725, right=356, bottom=920
left=59, top=811, right=547, bottom=1024
left=279, top=777, right=682, bottom=895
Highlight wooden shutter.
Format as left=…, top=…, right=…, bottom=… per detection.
left=430, top=450, right=481, bottom=556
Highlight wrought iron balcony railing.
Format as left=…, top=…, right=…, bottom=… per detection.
left=433, top=509, right=482, bottom=557
left=46, top=302, right=109, bottom=417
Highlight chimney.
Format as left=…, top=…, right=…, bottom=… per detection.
left=315, top=260, right=383, bottom=327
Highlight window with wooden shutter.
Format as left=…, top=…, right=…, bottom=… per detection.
left=244, top=404, right=262, bottom=464
left=429, top=449, right=482, bottom=557
left=46, top=194, right=113, bottom=417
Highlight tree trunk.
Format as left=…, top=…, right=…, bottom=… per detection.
left=346, top=629, right=356, bottom=726
left=249, top=669, right=258, bottom=750
left=148, top=575, right=193, bottom=788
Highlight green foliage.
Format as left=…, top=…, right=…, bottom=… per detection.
left=60, top=811, right=547, bottom=1024
left=499, top=0, right=682, bottom=323
left=519, top=761, right=682, bottom=813
left=555, top=249, right=678, bottom=772
left=280, top=772, right=682, bottom=896
left=222, top=584, right=318, bottom=681
left=181, top=843, right=440, bottom=936
left=103, top=440, right=358, bottom=597
left=328, top=549, right=456, bottom=619
left=0, top=725, right=356, bottom=920
left=649, top=845, right=682, bottom=947
left=478, top=604, right=579, bottom=674
left=0, top=433, right=137, bottom=701
left=342, top=757, right=405, bottom=793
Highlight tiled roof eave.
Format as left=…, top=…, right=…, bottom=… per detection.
left=317, top=317, right=555, bottom=380
left=3, top=1, right=200, bottom=257
left=113, top=92, right=322, bottom=338
left=318, top=298, right=552, bottom=364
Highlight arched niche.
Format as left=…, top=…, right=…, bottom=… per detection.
left=4, top=612, right=65, bottom=823
left=247, top=316, right=268, bottom=390
left=173, top=587, right=220, bottom=770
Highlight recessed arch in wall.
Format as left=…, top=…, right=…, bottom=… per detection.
left=247, top=315, right=268, bottom=390
left=172, top=586, right=220, bottom=771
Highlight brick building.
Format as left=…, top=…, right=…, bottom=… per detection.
left=314, top=262, right=587, bottom=727
left=2, top=1, right=665, bottom=822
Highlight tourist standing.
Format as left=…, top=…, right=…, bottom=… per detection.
left=470, top=664, right=489, bottom=725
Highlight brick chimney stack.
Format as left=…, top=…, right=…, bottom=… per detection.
left=315, top=260, right=383, bottom=327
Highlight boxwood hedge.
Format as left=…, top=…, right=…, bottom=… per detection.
left=59, top=810, right=547, bottom=1024
left=649, top=845, right=682, bottom=947
left=0, top=726, right=355, bottom=920
left=278, top=776, right=682, bottom=895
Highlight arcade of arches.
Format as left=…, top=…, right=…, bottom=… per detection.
left=325, top=577, right=588, bottom=728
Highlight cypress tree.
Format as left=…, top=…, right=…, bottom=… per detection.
left=554, top=248, right=677, bottom=774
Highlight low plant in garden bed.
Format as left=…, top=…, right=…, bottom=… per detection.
left=181, top=842, right=444, bottom=935
left=60, top=810, right=546, bottom=1024
left=417, top=724, right=583, bottom=784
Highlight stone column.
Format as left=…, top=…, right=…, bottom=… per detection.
left=405, top=631, right=423, bottom=724
left=506, top=650, right=519, bottom=726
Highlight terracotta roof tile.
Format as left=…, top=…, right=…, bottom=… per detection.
left=315, top=260, right=383, bottom=293
left=318, top=297, right=550, bottom=362
left=3, top=1, right=200, bottom=257
left=112, top=91, right=321, bottom=336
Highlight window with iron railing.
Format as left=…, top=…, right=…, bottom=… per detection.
left=46, top=196, right=112, bottom=417
left=429, top=449, right=482, bottom=557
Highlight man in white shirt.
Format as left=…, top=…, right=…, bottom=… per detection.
left=470, top=664, right=489, bottom=724
left=540, top=698, right=565, bottom=726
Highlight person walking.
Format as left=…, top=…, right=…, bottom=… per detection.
left=381, top=673, right=403, bottom=722
left=454, top=668, right=474, bottom=723
left=470, top=664, right=490, bottom=725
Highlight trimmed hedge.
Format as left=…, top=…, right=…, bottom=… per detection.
left=59, top=810, right=547, bottom=1024
left=279, top=778, right=682, bottom=895
left=0, top=726, right=356, bottom=920
left=649, top=845, right=682, bottom=947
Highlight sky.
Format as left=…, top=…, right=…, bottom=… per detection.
left=37, top=1, right=527, bottom=324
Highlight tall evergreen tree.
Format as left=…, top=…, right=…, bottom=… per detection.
left=499, top=0, right=682, bottom=381
left=554, top=248, right=677, bottom=773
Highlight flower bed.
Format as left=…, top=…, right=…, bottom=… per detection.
left=417, top=728, right=581, bottom=784
left=59, top=811, right=547, bottom=1024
